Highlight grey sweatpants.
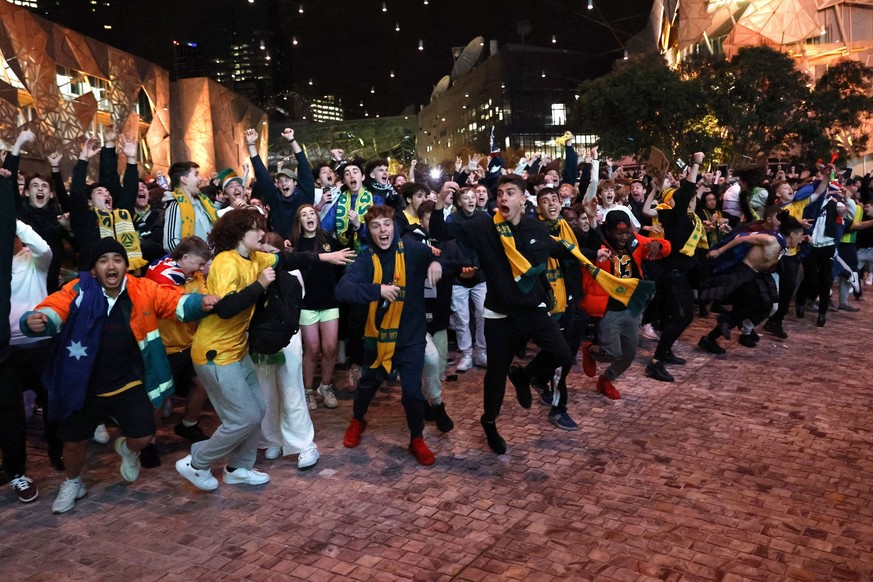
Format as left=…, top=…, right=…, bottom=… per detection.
left=597, top=309, right=642, bottom=381
left=191, top=355, right=266, bottom=470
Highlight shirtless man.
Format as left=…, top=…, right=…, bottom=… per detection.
left=698, top=215, right=805, bottom=354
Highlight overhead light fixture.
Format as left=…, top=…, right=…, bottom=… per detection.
left=371, top=86, right=375, bottom=93
left=308, top=78, right=313, bottom=85
left=418, top=40, right=424, bottom=50
left=588, top=0, right=593, bottom=9
left=395, top=22, right=400, bottom=32
left=552, top=35, right=557, bottom=44
left=382, top=2, right=387, bottom=12
left=298, top=4, right=303, bottom=13
left=623, top=50, right=628, bottom=60
left=292, top=36, right=298, bottom=45
left=390, top=70, right=395, bottom=78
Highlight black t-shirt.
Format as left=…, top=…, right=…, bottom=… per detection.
left=295, top=236, right=343, bottom=310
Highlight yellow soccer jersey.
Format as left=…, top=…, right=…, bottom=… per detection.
left=192, top=250, right=278, bottom=366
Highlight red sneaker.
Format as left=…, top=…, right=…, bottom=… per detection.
left=343, top=419, right=367, bottom=448
left=596, top=376, right=621, bottom=400
left=409, top=437, right=435, bottom=465
left=581, top=341, right=597, bottom=378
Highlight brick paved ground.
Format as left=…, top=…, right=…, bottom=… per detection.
left=1, top=295, right=872, bottom=581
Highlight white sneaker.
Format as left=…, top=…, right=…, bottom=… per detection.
left=317, top=384, right=338, bottom=409
left=305, top=390, right=317, bottom=410
left=52, top=479, right=87, bottom=514
left=297, top=446, right=320, bottom=470
left=264, top=446, right=282, bottom=460
left=114, top=437, right=141, bottom=482
left=223, top=466, right=270, bottom=485
left=474, top=353, right=488, bottom=368
left=639, top=324, right=660, bottom=341
left=92, top=423, right=110, bottom=445
left=175, top=454, right=218, bottom=491
left=456, top=354, right=473, bottom=373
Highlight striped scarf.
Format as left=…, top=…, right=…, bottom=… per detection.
left=335, top=190, right=374, bottom=247
left=364, top=242, right=406, bottom=373
left=544, top=218, right=579, bottom=315
left=556, top=234, right=655, bottom=317
left=172, top=188, right=218, bottom=239
left=493, top=210, right=545, bottom=293
left=94, top=209, right=147, bottom=270
left=680, top=212, right=707, bottom=256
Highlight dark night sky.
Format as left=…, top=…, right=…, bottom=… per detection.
left=65, top=0, right=654, bottom=117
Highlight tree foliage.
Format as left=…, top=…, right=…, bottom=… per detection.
left=572, top=46, right=873, bottom=167
left=571, top=53, right=717, bottom=162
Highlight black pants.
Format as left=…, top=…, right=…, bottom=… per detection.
left=654, top=270, right=694, bottom=358
left=797, top=245, right=835, bottom=316
left=529, top=303, right=579, bottom=413
left=770, top=254, right=801, bottom=324
left=483, top=309, right=571, bottom=422
left=345, top=304, right=369, bottom=366
left=352, top=343, right=426, bottom=438
left=0, top=341, right=61, bottom=476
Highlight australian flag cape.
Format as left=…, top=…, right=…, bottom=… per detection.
left=42, top=271, right=107, bottom=423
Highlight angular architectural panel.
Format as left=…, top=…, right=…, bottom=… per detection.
left=0, top=3, right=265, bottom=178
left=171, top=77, right=267, bottom=175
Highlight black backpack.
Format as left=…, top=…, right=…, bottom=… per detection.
left=248, top=269, right=303, bottom=355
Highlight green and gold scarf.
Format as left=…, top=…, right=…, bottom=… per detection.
left=335, top=189, right=374, bottom=247
left=172, top=188, right=219, bottom=239
left=94, top=208, right=147, bottom=270
left=364, top=242, right=406, bottom=373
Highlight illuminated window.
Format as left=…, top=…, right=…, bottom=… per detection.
left=551, top=103, right=566, bottom=126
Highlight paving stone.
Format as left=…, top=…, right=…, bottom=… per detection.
left=2, top=298, right=872, bottom=580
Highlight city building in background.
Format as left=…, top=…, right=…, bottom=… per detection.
left=310, top=95, right=344, bottom=124
left=637, top=0, right=873, bottom=168
left=417, top=38, right=600, bottom=165
left=0, top=3, right=266, bottom=176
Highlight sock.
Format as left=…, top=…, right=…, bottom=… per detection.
left=181, top=418, right=198, bottom=428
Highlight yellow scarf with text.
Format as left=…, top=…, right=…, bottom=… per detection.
left=365, top=242, right=406, bottom=373
left=544, top=218, right=579, bottom=315
left=94, top=208, right=147, bottom=270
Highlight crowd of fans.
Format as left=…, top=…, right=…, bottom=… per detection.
left=1, top=126, right=869, bottom=513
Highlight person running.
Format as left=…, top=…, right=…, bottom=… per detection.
left=21, top=238, right=218, bottom=513
left=175, top=209, right=353, bottom=491
left=335, top=205, right=444, bottom=465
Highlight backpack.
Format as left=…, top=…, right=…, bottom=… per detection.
left=248, top=269, right=303, bottom=355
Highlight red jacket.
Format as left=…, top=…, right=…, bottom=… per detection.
left=579, top=233, right=671, bottom=318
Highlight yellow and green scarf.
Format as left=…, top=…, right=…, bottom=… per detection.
left=335, top=189, right=374, bottom=247
left=544, top=218, right=579, bottom=315
left=364, top=242, right=406, bottom=373
left=494, top=210, right=545, bottom=293
left=680, top=212, right=707, bottom=256
left=172, top=188, right=219, bottom=239
left=94, top=208, right=147, bottom=270
left=553, top=229, right=655, bottom=317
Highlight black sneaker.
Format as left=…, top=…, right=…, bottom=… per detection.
left=763, top=320, right=787, bottom=339
left=816, top=314, right=827, bottom=327
left=698, top=336, right=726, bottom=355
left=548, top=410, right=579, bottom=431
left=656, top=351, right=686, bottom=366
left=480, top=415, right=507, bottom=454
left=645, top=361, right=674, bottom=382
left=10, top=474, right=38, bottom=503
left=795, top=304, right=805, bottom=318
left=423, top=402, right=437, bottom=422
left=433, top=403, right=454, bottom=433
left=737, top=334, right=757, bottom=348
left=140, top=443, right=161, bottom=468
left=539, top=388, right=554, bottom=406
left=174, top=422, right=209, bottom=442
left=508, top=365, right=532, bottom=409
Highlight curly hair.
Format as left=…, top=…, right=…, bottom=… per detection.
left=208, top=208, right=266, bottom=254
left=363, top=204, right=395, bottom=225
